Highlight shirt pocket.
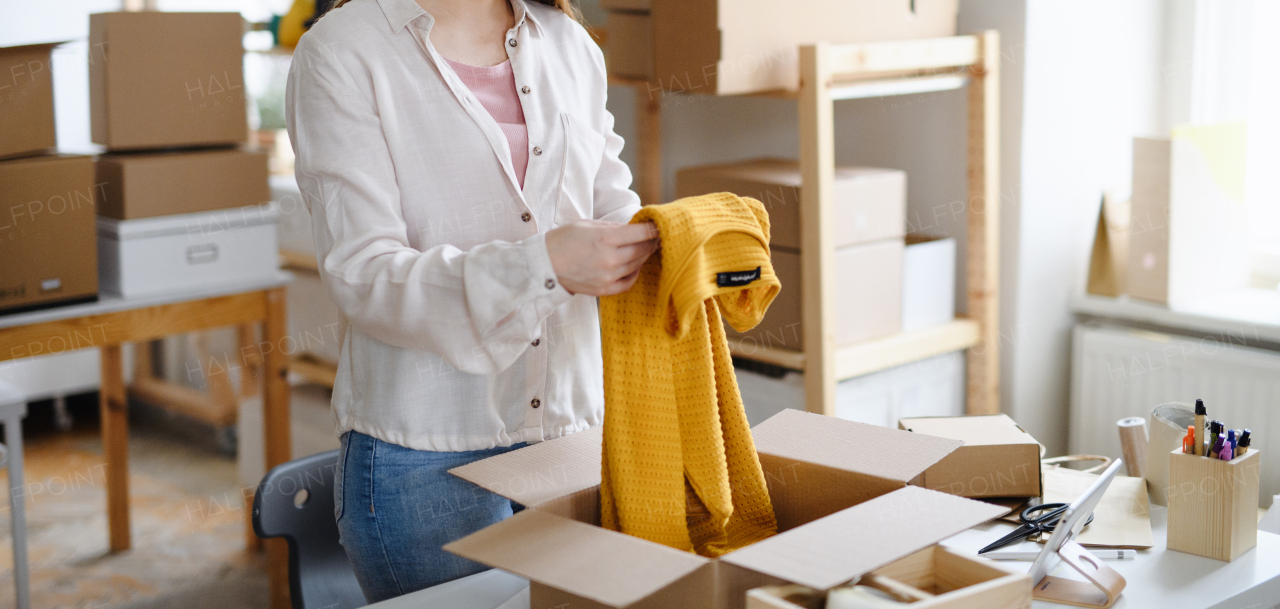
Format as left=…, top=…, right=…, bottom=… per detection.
left=553, top=112, right=606, bottom=227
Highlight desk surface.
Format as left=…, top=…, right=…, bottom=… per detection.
left=378, top=505, right=1280, bottom=609
left=0, top=272, right=293, bottom=330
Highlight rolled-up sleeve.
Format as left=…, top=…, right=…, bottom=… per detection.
left=286, top=39, right=571, bottom=376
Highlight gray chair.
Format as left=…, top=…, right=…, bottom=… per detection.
left=253, top=450, right=365, bottom=609
left=0, top=382, right=29, bottom=609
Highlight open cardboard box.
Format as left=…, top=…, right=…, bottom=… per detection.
left=899, top=414, right=1042, bottom=499
left=445, top=410, right=1012, bottom=608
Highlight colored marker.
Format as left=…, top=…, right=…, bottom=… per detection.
left=1209, top=437, right=1225, bottom=459
left=1182, top=425, right=1196, bottom=454
left=1220, top=443, right=1234, bottom=461
left=1209, top=420, right=1224, bottom=457
left=1194, top=399, right=1206, bottom=455
left=1227, top=429, right=1237, bottom=456
left=1238, top=429, right=1251, bottom=456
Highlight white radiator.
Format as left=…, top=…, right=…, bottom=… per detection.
left=1070, top=323, right=1280, bottom=506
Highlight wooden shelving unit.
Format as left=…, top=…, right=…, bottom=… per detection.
left=613, top=33, right=1001, bottom=416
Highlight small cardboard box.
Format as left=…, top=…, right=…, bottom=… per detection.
left=0, top=42, right=63, bottom=161
left=676, top=158, right=906, bottom=251
left=606, top=11, right=652, bottom=80
left=89, top=12, right=248, bottom=150
left=97, top=205, right=279, bottom=298
left=652, top=0, right=958, bottom=95
left=95, top=148, right=270, bottom=220
left=727, top=240, right=903, bottom=351
left=445, top=410, right=1008, bottom=609
left=0, top=155, right=99, bottom=315
left=1166, top=447, right=1260, bottom=562
left=898, top=414, right=1041, bottom=498
left=746, top=545, right=1030, bottom=608
left=902, top=234, right=956, bottom=332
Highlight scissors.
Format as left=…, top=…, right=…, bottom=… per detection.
left=978, top=502, right=1094, bottom=554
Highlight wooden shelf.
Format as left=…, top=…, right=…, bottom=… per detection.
left=728, top=318, right=979, bottom=380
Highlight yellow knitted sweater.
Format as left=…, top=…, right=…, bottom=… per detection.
left=599, top=192, right=780, bottom=557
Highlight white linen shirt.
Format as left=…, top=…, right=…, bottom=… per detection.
left=286, top=0, right=641, bottom=451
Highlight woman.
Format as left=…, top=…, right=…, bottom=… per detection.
left=286, top=0, right=657, bottom=601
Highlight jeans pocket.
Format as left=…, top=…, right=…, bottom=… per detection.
left=334, top=432, right=351, bottom=523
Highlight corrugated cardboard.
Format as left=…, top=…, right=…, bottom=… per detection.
left=1127, top=126, right=1251, bottom=306
left=0, top=155, right=98, bottom=315
left=447, top=410, right=1008, bottom=608
left=0, top=42, right=63, bottom=161
left=902, top=234, right=955, bottom=332
left=96, top=148, right=270, bottom=220
left=606, top=11, right=652, bottom=80
left=89, top=12, right=248, bottom=150
left=652, top=0, right=958, bottom=95
left=898, top=414, right=1042, bottom=498
left=676, top=159, right=906, bottom=251
left=728, top=240, right=903, bottom=351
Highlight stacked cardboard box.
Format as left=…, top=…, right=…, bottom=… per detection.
left=602, top=0, right=652, bottom=81
left=0, top=43, right=100, bottom=315
left=89, top=11, right=276, bottom=298
left=678, top=158, right=917, bottom=350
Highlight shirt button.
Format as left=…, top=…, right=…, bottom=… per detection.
left=531, top=338, right=540, bottom=347
left=544, top=278, right=556, bottom=290
left=521, top=85, right=531, bottom=94
left=520, top=211, right=532, bottom=222
left=532, top=146, right=542, bottom=156
left=531, top=398, right=541, bottom=408
left=509, top=39, right=518, bottom=47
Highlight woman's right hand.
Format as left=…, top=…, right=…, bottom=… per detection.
left=545, top=220, right=659, bottom=296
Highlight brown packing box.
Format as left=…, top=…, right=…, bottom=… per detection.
left=601, top=0, right=650, bottom=9
left=676, top=159, right=906, bottom=251
left=727, top=241, right=904, bottom=351
left=1126, top=137, right=1170, bottom=304
left=898, top=414, right=1042, bottom=498
left=606, top=11, right=653, bottom=81
left=0, top=42, right=63, bottom=161
left=96, top=148, right=270, bottom=220
left=0, top=155, right=98, bottom=315
left=90, top=12, right=248, bottom=150
left=652, top=0, right=958, bottom=95
left=445, top=410, right=1009, bottom=609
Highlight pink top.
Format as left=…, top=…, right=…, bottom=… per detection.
left=445, top=58, right=529, bottom=189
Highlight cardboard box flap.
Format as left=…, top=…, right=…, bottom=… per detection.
left=752, top=409, right=962, bottom=483
left=445, top=508, right=708, bottom=607
left=450, top=426, right=602, bottom=507
left=899, top=414, right=1040, bottom=447
left=0, top=41, right=70, bottom=55
left=722, top=486, right=1008, bottom=591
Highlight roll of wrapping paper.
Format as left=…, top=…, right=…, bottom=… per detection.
left=1146, top=402, right=1195, bottom=506
left=1118, top=417, right=1148, bottom=478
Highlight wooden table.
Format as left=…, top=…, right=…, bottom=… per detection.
left=0, top=273, right=295, bottom=608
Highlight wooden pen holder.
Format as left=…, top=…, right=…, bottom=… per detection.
left=1165, top=447, right=1260, bottom=562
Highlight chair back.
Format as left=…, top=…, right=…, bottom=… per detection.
left=253, top=450, right=364, bottom=609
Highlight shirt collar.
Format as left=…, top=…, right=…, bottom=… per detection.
left=376, top=0, right=541, bottom=35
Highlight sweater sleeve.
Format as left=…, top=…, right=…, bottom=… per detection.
left=286, top=37, right=572, bottom=376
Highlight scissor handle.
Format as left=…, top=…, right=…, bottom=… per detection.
left=1021, top=502, right=1069, bottom=524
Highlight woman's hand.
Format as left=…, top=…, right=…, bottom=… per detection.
left=545, top=220, right=659, bottom=296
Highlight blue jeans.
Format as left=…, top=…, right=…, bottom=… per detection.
left=335, top=431, right=525, bottom=604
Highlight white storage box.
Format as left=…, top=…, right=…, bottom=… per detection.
left=902, top=234, right=956, bottom=332
left=97, top=204, right=279, bottom=298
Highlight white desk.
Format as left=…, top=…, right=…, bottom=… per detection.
left=379, top=505, right=1280, bottom=609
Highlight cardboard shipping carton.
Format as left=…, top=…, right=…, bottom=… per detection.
left=95, top=148, right=270, bottom=220
left=606, top=11, right=653, bottom=81
left=676, top=159, right=906, bottom=251
left=0, top=42, right=63, bottom=161
left=652, top=0, right=958, bottom=95
left=445, top=409, right=1009, bottom=609
left=727, top=240, right=903, bottom=351
left=0, top=155, right=99, bottom=315
left=89, top=12, right=248, bottom=150
left=898, top=414, right=1042, bottom=498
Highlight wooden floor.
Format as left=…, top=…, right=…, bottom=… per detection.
left=0, top=385, right=335, bottom=609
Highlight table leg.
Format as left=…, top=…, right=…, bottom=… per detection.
left=239, top=324, right=264, bottom=554
left=263, top=288, right=292, bottom=609
left=100, top=344, right=130, bottom=552
left=6, top=407, right=30, bottom=609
